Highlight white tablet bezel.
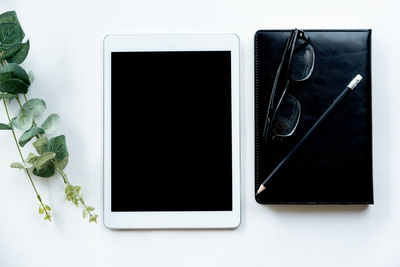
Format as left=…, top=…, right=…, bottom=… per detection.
left=103, top=34, right=241, bottom=229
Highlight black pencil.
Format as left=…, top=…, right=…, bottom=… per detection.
left=256, top=74, right=363, bottom=195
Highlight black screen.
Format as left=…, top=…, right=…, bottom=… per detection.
left=111, top=51, right=232, bottom=211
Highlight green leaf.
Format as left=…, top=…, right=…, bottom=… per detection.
left=39, top=207, right=44, bottom=214
left=74, top=185, right=81, bottom=194
left=89, top=214, right=98, bottom=223
left=45, top=205, right=51, bottom=211
left=1, top=42, right=24, bottom=58
left=40, top=114, right=60, bottom=134
left=10, top=161, right=33, bottom=169
left=43, top=214, right=51, bottom=221
left=0, top=78, right=28, bottom=94
left=0, top=63, right=30, bottom=94
left=87, top=206, right=95, bottom=212
left=0, top=72, right=9, bottom=83
left=0, top=63, right=30, bottom=84
left=10, top=162, right=23, bottom=168
left=0, top=93, right=14, bottom=100
left=83, top=210, right=88, bottom=218
left=33, top=161, right=55, bottom=178
left=19, top=126, right=45, bottom=147
left=0, top=123, right=11, bottom=130
left=0, top=11, right=24, bottom=49
left=22, top=98, right=46, bottom=117
left=1, top=40, right=29, bottom=64
left=0, top=11, right=24, bottom=35
left=26, top=152, right=39, bottom=164
left=33, top=136, right=48, bottom=154
left=24, top=162, right=33, bottom=168
left=35, top=152, right=56, bottom=170
left=0, top=11, right=17, bottom=23
left=28, top=70, right=34, bottom=83
left=65, top=183, right=74, bottom=194
left=10, top=114, right=33, bottom=131
left=55, top=154, right=68, bottom=170
left=0, top=23, right=24, bottom=49
left=46, top=135, right=68, bottom=161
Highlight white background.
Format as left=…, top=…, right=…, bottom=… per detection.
left=0, top=0, right=399, bottom=266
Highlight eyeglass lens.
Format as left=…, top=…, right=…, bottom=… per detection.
left=291, top=39, right=315, bottom=81
left=272, top=94, right=301, bottom=136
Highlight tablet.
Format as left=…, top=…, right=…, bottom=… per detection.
left=103, top=34, right=241, bottom=229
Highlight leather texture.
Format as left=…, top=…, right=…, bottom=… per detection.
left=255, top=30, right=373, bottom=204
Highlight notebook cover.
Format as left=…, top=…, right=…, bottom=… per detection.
left=254, top=30, right=373, bottom=204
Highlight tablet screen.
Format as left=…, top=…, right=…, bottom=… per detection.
left=111, top=51, right=232, bottom=211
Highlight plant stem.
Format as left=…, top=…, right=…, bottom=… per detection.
left=52, top=160, right=94, bottom=217
left=2, top=99, right=49, bottom=217
left=1, top=60, right=50, bottom=219
left=4, top=101, right=24, bottom=160
left=23, top=95, right=30, bottom=107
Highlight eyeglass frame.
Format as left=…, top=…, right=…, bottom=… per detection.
left=262, top=28, right=315, bottom=142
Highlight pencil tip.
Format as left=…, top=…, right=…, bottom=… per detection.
left=256, top=185, right=266, bottom=195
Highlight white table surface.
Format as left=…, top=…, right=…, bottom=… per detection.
left=1, top=0, right=399, bottom=266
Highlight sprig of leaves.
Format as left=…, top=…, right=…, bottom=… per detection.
left=65, top=183, right=98, bottom=223
left=0, top=10, right=97, bottom=223
left=2, top=97, right=51, bottom=222
left=39, top=204, right=51, bottom=221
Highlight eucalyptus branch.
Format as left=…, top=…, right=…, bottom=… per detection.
left=0, top=10, right=97, bottom=223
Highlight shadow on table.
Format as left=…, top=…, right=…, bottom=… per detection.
left=264, top=204, right=368, bottom=214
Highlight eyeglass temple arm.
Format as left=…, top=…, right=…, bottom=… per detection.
left=263, top=30, right=297, bottom=141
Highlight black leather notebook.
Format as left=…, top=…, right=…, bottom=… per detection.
left=254, top=30, right=373, bottom=204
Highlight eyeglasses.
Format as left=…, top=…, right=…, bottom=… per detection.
left=262, top=29, right=315, bottom=142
